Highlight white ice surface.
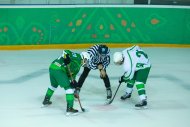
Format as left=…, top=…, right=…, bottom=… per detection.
left=0, top=48, right=190, bottom=127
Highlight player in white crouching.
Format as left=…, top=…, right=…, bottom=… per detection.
left=113, top=45, right=151, bottom=109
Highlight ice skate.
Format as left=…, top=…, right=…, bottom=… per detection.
left=104, top=88, right=112, bottom=104
left=106, top=88, right=112, bottom=100
left=104, top=98, right=111, bottom=105
left=120, top=92, right=131, bottom=100
left=135, top=100, right=148, bottom=109
left=66, top=107, right=79, bottom=116
left=41, top=96, right=52, bottom=107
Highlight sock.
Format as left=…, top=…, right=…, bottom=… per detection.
left=135, top=82, right=146, bottom=100
left=45, top=88, right=54, bottom=99
left=66, top=94, right=74, bottom=108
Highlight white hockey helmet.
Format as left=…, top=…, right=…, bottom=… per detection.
left=113, top=52, right=123, bottom=65
left=80, top=52, right=90, bottom=67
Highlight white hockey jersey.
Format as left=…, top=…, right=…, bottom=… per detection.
left=122, top=45, right=151, bottom=80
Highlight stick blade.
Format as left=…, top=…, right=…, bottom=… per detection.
left=108, top=100, right=113, bottom=105
left=80, top=108, right=89, bottom=113
left=104, top=99, right=113, bottom=105
left=82, top=108, right=85, bottom=112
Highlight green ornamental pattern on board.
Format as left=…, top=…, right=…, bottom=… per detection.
left=0, top=7, right=190, bottom=45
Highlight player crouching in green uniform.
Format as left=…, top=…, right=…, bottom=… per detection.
left=42, top=50, right=90, bottom=115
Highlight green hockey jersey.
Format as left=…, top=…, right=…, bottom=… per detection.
left=49, top=50, right=82, bottom=79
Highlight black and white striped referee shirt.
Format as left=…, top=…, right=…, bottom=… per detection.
left=87, top=44, right=110, bottom=70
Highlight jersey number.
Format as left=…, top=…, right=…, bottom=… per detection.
left=136, top=50, right=148, bottom=58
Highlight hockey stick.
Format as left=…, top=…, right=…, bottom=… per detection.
left=107, top=82, right=122, bottom=105
left=107, top=73, right=127, bottom=105
left=76, top=95, right=85, bottom=112
left=66, top=64, right=85, bottom=112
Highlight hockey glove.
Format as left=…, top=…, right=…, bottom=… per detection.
left=74, top=87, right=80, bottom=98
left=63, top=54, right=71, bottom=65
left=119, top=75, right=129, bottom=84
left=70, top=80, right=78, bottom=88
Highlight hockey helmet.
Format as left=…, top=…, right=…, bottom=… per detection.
left=113, top=52, right=123, bottom=65
left=98, top=45, right=109, bottom=56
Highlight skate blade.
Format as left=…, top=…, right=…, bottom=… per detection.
left=41, top=104, right=48, bottom=108
left=104, top=99, right=111, bottom=105
left=135, top=106, right=148, bottom=110
left=120, top=98, right=129, bottom=101
left=41, top=104, right=51, bottom=108
left=65, top=112, right=79, bottom=116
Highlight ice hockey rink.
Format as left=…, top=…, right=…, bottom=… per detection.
left=0, top=47, right=190, bottom=127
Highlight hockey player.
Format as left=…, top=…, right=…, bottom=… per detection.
left=113, top=45, right=151, bottom=109
left=74, top=44, right=112, bottom=101
left=42, top=50, right=89, bottom=115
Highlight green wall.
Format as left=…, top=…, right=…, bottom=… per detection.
left=0, top=6, right=190, bottom=45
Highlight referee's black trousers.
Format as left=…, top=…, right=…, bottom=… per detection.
left=77, top=67, right=111, bottom=89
